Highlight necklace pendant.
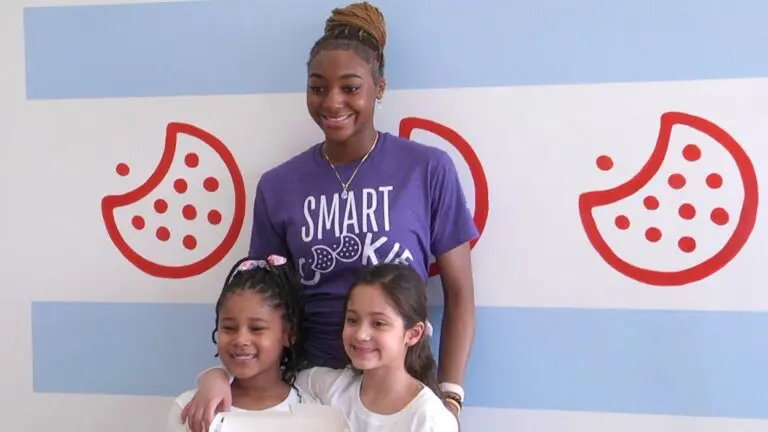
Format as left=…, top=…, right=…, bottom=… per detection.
left=341, top=189, right=348, bottom=199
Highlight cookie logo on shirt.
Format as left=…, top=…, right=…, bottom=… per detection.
left=298, top=186, right=411, bottom=285
left=297, top=117, right=489, bottom=285
left=101, top=122, right=247, bottom=279
left=579, top=112, right=758, bottom=286
left=299, top=233, right=362, bottom=285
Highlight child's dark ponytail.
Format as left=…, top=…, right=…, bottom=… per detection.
left=353, top=263, right=442, bottom=398
left=404, top=329, right=442, bottom=398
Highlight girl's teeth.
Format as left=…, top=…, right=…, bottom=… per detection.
left=234, top=354, right=254, bottom=359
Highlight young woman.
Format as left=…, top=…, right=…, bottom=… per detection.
left=181, top=2, right=477, bottom=430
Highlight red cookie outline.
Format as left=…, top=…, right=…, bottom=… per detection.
left=579, top=112, right=759, bottom=286
left=399, top=117, right=490, bottom=278
left=101, top=122, right=247, bottom=279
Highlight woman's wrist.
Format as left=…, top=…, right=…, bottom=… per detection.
left=444, top=397, right=461, bottom=417
left=439, top=382, right=465, bottom=402
left=441, top=382, right=464, bottom=417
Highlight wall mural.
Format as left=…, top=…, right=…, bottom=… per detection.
left=17, top=1, right=768, bottom=430
left=101, top=118, right=490, bottom=280
left=101, top=122, right=247, bottom=279
left=579, top=112, right=759, bottom=286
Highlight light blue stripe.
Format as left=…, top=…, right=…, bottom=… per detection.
left=32, top=302, right=220, bottom=396
left=32, top=302, right=768, bottom=419
left=23, top=0, right=768, bottom=99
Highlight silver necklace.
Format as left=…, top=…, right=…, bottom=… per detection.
left=322, top=132, right=379, bottom=199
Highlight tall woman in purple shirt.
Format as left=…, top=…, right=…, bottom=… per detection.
left=182, top=1, right=478, bottom=428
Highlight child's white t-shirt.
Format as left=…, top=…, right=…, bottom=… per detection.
left=165, top=386, right=309, bottom=432
left=294, top=367, right=459, bottom=432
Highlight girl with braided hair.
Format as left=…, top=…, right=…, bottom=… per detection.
left=182, top=2, right=476, bottom=430
left=167, top=255, right=317, bottom=432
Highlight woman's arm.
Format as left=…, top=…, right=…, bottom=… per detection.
left=426, top=149, right=480, bottom=415
left=179, top=368, right=232, bottom=432
left=436, top=243, right=475, bottom=402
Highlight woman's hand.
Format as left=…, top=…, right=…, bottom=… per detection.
left=435, top=243, right=475, bottom=387
left=180, top=368, right=232, bottom=432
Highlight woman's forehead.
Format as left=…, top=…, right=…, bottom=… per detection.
left=309, top=50, right=372, bottom=77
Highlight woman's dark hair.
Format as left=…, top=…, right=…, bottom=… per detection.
left=212, top=256, right=304, bottom=387
left=349, top=263, right=442, bottom=398
left=308, top=1, right=387, bottom=82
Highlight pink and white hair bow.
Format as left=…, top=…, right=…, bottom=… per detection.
left=231, top=255, right=288, bottom=280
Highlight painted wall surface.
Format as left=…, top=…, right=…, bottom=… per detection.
left=2, top=0, right=768, bottom=431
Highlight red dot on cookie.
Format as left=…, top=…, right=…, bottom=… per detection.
left=682, top=144, right=701, bottom=161
left=184, top=152, right=199, bottom=168
left=678, top=236, right=696, bottom=253
left=678, top=203, right=696, bottom=220
left=643, top=195, right=659, bottom=210
left=706, top=173, right=723, bottom=189
left=203, top=177, right=220, bottom=192
left=208, top=209, right=222, bottom=225
left=154, top=198, right=168, bottom=214
left=156, top=226, right=171, bottom=241
left=116, top=163, right=130, bottom=176
left=183, top=235, right=197, bottom=250
left=668, top=173, right=686, bottom=189
left=645, top=227, right=662, bottom=242
left=174, top=178, right=188, bottom=194
left=131, top=215, right=145, bottom=230
left=615, top=215, right=630, bottom=230
left=711, top=207, right=730, bottom=225
left=182, top=204, right=197, bottom=220
left=596, top=155, right=614, bottom=171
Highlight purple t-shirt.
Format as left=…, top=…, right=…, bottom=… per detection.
left=248, top=132, right=478, bottom=368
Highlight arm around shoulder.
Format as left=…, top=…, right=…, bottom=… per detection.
left=196, top=365, right=232, bottom=386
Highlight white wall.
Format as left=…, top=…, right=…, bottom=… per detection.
left=3, top=1, right=768, bottom=431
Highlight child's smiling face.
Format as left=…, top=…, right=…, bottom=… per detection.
left=215, top=291, right=289, bottom=381
left=342, top=283, right=423, bottom=371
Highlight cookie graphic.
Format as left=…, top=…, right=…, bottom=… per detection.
left=579, top=112, right=758, bottom=286
left=399, top=117, right=489, bottom=277
left=334, top=233, right=362, bottom=263
left=310, top=244, right=336, bottom=273
left=101, top=122, right=246, bottom=279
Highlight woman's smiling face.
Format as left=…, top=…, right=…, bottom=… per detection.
left=306, top=49, right=385, bottom=144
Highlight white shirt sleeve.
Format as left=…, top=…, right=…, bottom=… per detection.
left=409, top=393, right=460, bottom=432
left=293, top=367, right=346, bottom=405
left=165, top=393, right=193, bottom=432
left=412, top=411, right=459, bottom=432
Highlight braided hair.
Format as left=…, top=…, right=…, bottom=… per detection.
left=212, top=256, right=305, bottom=387
left=308, top=2, right=387, bottom=81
